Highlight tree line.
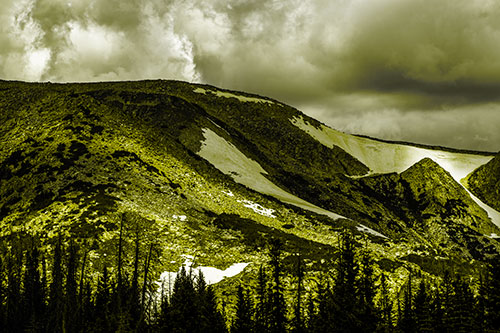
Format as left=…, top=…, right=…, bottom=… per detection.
left=1, top=231, right=500, bottom=332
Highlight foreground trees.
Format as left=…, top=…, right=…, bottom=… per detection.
left=0, top=231, right=499, bottom=332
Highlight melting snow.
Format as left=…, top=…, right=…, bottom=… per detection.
left=237, top=199, right=276, bottom=218
left=291, top=116, right=500, bottom=228
left=291, top=116, right=493, bottom=182
left=172, top=215, right=187, bottom=221
left=356, top=224, right=388, bottom=239
left=159, top=255, right=249, bottom=286
left=198, top=128, right=346, bottom=221
left=222, top=190, right=234, bottom=197
left=194, top=87, right=274, bottom=104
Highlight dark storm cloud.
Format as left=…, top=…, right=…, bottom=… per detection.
left=0, top=0, right=499, bottom=150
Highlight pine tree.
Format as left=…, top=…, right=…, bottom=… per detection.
left=475, top=274, right=486, bottom=332
left=232, top=285, right=254, bottom=333
left=48, top=237, right=64, bottom=332
left=129, top=224, right=141, bottom=330
left=64, top=240, right=79, bottom=333
left=310, top=280, right=335, bottom=333
left=440, top=271, right=454, bottom=331
left=268, top=238, right=286, bottom=333
left=95, top=267, right=113, bottom=332
left=166, top=266, right=199, bottom=332
left=22, top=242, right=45, bottom=331
left=304, top=291, right=316, bottom=332
left=5, top=240, right=23, bottom=331
left=398, top=272, right=416, bottom=333
left=332, top=232, right=360, bottom=332
left=292, top=254, right=304, bottom=333
left=141, top=241, right=155, bottom=323
left=447, top=277, right=474, bottom=333
left=431, top=285, right=445, bottom=332
left=255, top=265, right=270, bottom=333
left=413, top=280, right=432, bottom=332
left=0, top=252, right=4, bottom=330
left=358, top=252, right=379, bottom=332
left=378, top=273, right=393, bottom=332
left=201, top=284, right=227, bottom=333
left=484, top=258, right=500, bottom=330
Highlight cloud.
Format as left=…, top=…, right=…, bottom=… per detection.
left=0, top=0, right=499, bottom=150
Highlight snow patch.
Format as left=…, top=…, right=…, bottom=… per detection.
left=291, top=116, right=493, bottom=182
left=198, top=128, right=347, bottom=221
left=194, top=87, right=274, bottom=104
left=356, top=224, right=388, bottom=239
left=465, top=189, right=500, bottom=229
left=237, top=199, right=276, bottom=218
left=291, top=116, right=500, bottom=228
left=222, top=190, right=234, bottom=197
left=172, top=215, right=187, bottom=221
left=160, top=255, right=249, bottom=286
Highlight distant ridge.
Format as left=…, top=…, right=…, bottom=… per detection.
left=354, top=133, right=497, bottom=156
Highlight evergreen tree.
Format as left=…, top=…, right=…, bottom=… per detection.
left=22, top=243, right=45, bottom=331
left=484, top=258, right=500, bottom=331
left=378, top=273, right=393, bottom=332
left=255, top=265, right=270, bottom=333
left=65, top=240, right=79, bottom=333
left=5, top=241, right=23, bottom=331
left=0, top=252, right=4, bottom=330
left=165, top=266, right=199, bottom=332
left=431, top=285, right=445, bottom=333
left=447, top=277, right=474, bottom=333
left=304, top=291, right=316, bottom=332
left=310, top=280, right=335, bottom=333
left=201, top=284, right=227, bottom=333
left=48, top=237, right=64, bottom=332
left=398, top=272, right=416, bottom=333
left=94, top=267, right=113, bottom=332
left=232, top=285, right=254, bottom=333
left=292, top=254, right=304, bottom=333
left=475, top=274, right=486, bottom=332
left=129, top=224, right=142, bottom=330
left=268, top=238, right=286, bottom=333
left=332, top=232, right=360, bottom=332
left=413, top=280, right=432, bottom=332
left=440, top=271, right=454, bottom=331
left=358, top=252, right=379, bottom=332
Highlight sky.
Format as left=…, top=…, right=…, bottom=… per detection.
left=1, top=0, right=500, bottom=152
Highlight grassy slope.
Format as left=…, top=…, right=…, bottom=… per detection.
left=0, top=80, right=370, bottom=277
left=0, top=79, right=497, bottom=290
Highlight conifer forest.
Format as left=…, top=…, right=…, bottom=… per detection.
left=1, top=231, right=500, bottom=332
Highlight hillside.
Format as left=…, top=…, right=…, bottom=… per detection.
left=466, top=153, right=500, bottom=212
left=1, top=78, right=499, bottom=288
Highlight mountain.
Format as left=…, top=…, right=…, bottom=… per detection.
left=1, top=79, right=499, bottom=286
left=466, top=153, right=500, bottom=212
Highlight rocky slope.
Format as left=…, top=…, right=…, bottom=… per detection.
left=0, top=79, right=499, bottom=285
left=466, top=153, right=500, bottom=211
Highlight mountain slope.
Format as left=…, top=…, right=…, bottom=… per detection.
left=0, top=79, right=499, bottom=284
left=466, top=153, right=500, bottom=212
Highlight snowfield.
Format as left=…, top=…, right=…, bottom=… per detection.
left=194, top=87, right=274, bottom=104
left=198, top=128, right=386, bottom=238
left=291, top=116, right=500, bottom=228
left=159, top=255, right=249, bottom=286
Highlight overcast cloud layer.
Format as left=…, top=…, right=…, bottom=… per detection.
left=1, top=0, right=500, bottom=151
